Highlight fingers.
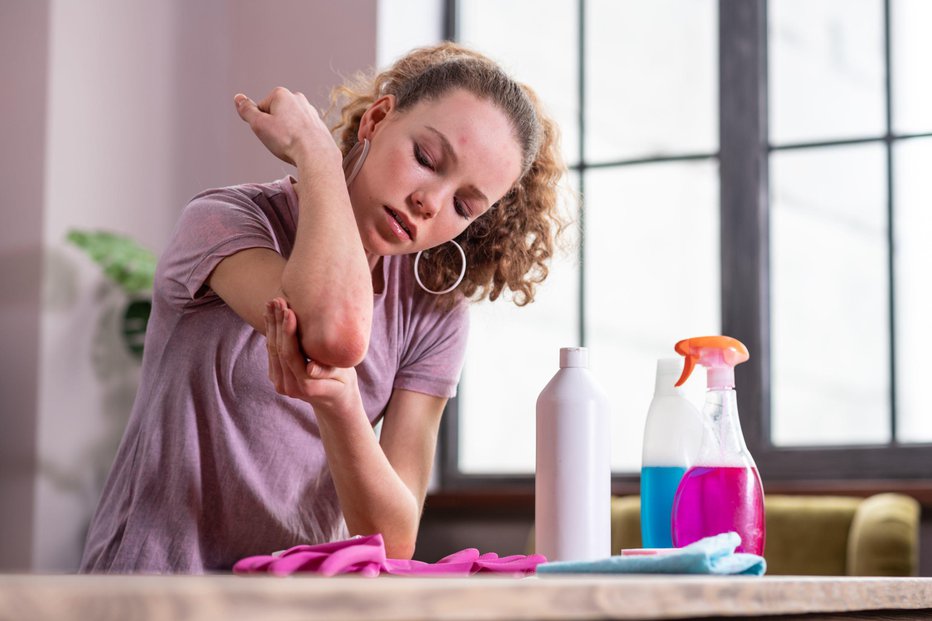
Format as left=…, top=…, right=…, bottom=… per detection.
left=294, top=91, right=311, bottom=109
left=263, top=297, right=350, bottom=405
left=264, top=301, right=285, bottom=393
left=305, top=359, right=340, bottom=381
left=232, top=87, right=337, bottom=170
left=255, top=87, right=285, bottom=114
left=266, top=298, right=313, bottom=398
left=233, top=89, right=286, bottom=128
left=272, top=300, right=301, bottom=396
left=233, top=93, right=261, bottom=124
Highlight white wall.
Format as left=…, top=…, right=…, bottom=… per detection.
left=377, top=0, right=444, bottom=68
left=1, top=0, right=377, bottom=572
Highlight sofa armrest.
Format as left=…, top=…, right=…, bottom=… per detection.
left=846, top=493, right=920, bottom=576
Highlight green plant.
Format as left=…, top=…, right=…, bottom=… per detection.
left=68, top=229, right=157, bottom=358
left=67, top=229, right=157, bottom=294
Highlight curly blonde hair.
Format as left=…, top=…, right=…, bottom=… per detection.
left=330, top=42, right=567, bottom=307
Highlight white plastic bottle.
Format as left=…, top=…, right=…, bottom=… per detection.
left=535, top=347, right=611, bottom=562
left=640, top=358, right=703, bottom=548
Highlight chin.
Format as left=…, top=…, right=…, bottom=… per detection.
left=362, top=236, right=402, bottom=258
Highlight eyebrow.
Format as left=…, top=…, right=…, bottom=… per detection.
left=426, top=125, right=490, bottom=208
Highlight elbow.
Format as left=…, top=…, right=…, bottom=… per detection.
left=299, top=324, right=369, bottom=368
left=288, top=297, right=370, bottom=368
left=352, top=498, right=419, bottom=560
left=383, top=533, right=418, bottom=561
left=383, top=496, right=421, bottom=560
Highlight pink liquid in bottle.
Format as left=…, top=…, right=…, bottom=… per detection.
left=671, top=465, right=765, bottom=555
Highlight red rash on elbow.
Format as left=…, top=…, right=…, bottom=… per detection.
left=299, top=323, right=369, bottom=368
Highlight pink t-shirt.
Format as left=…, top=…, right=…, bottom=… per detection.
left=80, top=177, right=469, bottom=573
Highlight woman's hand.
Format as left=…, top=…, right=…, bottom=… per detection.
left=264, top=297, right=361, bottom=415
left=234, top=88, right=342, bottom=169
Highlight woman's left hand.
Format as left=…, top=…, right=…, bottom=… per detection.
left=264, top=297, right=361, bottom=416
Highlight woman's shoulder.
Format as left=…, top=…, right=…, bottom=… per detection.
left=177, top=176, right=298, bottom=238
left=186, top=176, right=294, bottom=208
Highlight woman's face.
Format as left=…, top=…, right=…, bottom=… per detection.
left=349, top=89, right=523, bottom=257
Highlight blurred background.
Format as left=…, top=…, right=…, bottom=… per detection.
left=2, top=0, right=930, bottom=573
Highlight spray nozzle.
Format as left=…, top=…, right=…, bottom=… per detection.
left=674, top=336, right=750, bottom=389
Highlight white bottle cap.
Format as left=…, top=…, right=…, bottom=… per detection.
left=656, top=357, right=682, bottom=378
left=654, top=358, right=683, bottom=394
left=559, top=347, right=588, bottom=368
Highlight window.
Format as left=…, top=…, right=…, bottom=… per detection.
left=441, top=0, right=932, bottom=487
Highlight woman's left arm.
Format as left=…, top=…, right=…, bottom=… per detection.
left=265, top=299, right=443, bottom=559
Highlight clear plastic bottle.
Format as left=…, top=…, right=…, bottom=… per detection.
left=535, top=347, right=611, bottom=562
left=640, top=358, right=702, bottom=548
left=670, top=336, right=765, bottom=555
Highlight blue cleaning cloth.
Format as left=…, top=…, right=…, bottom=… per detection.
left=536, top=532, right=766, bottom=576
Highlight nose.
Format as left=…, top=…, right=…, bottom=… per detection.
left=411, top=187, right=442, bottom=220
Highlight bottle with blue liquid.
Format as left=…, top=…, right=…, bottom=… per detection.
left=640, top=358, right=702, bottom=548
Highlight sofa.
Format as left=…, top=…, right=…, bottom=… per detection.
left=608, top=493, right=920, bottom=576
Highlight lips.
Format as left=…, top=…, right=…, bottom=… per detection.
left=384, top=206, right=416, bottom=242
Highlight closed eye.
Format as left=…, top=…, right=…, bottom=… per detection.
left=414, top=144, right=434, bottom=170
left=417, top=143, right=470, bottom=219
left=454, top=197, right=471, bottom=220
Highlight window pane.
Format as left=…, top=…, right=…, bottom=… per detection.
left=585, top=161, right=720, bottom=473
left=458, top=175, right=580, bottom=474
left=893, top=0, right=932, bottom=134
left=769, top=0, right=885, bottom=145
left=771, top=144, right=890, bottom=446
left=895, top=138, right=932, bottom=443
left=458, top=0, right=580, bottom=165
left=585, top=0, right=717, bottom=162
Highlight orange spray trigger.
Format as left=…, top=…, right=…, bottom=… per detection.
left=674, top=351, right=695, bottom=387
left=674, top=336, right=750, bottom=389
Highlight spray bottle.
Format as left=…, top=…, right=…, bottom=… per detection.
left=670, top=336, right=765, bottom=555
left=640, top=358, right=703, bottom=548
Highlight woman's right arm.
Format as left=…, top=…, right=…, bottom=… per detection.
left=208, top=88, right=373, bottom=368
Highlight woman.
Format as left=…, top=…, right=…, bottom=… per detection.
left=80, top=42, right=566, bottom=573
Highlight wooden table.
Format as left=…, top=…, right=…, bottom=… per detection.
left=1, top=574, right=931, bottom=620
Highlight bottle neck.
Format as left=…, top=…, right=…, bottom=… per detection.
left=706, top=365, right=735, bottom=390
left=704, top=387, right=738, bottom=420
left=699, top=387, right=753, bottom=462
left=654, top=374, right=681, bottom=396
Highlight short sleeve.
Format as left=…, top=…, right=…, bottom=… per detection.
left=393, top=299, right=470, bottom=399
left=155, top=185, right=287, bottom=307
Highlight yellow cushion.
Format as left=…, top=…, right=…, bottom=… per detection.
left=763, top=495, right=860, bottom=575
left=611, top=495, right=642, bottom=554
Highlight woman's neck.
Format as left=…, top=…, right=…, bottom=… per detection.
left=370, top=255, right=385, bottom=294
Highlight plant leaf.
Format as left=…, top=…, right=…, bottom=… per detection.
left=67, top=229, right=157, bottom=295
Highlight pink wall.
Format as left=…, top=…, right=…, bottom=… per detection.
left=0, top=0, right=50, bottom=572
left=0, top=0, right=376, bottom=571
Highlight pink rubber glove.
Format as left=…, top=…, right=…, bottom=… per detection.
left=233, top=534, right=546, bottom=577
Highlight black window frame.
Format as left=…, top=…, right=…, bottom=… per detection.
left=439, top=0, right=932, bottom=491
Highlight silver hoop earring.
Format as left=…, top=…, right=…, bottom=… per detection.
left=342, top=138, right=369, bottom=187
left=414, top=240, right=467, bottom=295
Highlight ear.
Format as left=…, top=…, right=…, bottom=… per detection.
left=358, top=95, right=396, bottom=142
